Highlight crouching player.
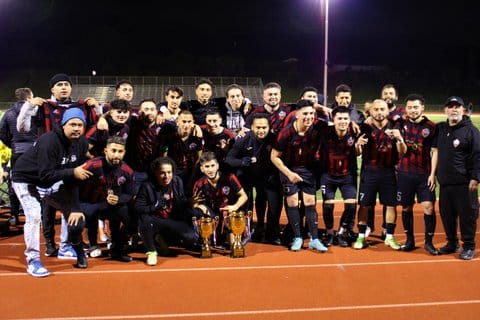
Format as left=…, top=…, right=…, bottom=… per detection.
left=192, top=152, right=248, bottom=249
left=136, top=157, right=199, bottom=266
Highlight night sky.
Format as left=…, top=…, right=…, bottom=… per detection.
left=0, top=0, right=478, bottom=100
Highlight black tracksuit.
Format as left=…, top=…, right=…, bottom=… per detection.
left=433, top=116, right=480, bottom=250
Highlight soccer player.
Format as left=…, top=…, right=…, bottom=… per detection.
left=354, top=99, right=406, bottom=250
left=202, top=109, right=235, bottom=172
left=192, top=152, right=248, bottom=248
left=80, top=136, right=135, bottom=261
left=157, top=110, right=203, bottom=196
left=158, top=86, right=185, bottom=122
left=318, top=107, right=358, bottom=247
left=396, top=94, right=438, bottom=255
left=270, top=99, right=328, bottom=252
left=136, top=157, right=199, bottom=266
left=86, top=99, right=131, bottom=158
left=185, top=78, right=225, bottom=126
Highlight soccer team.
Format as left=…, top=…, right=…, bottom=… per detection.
left=1, top=74, right=479, bottom=278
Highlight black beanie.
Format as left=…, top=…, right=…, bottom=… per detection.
left=49, top=73, right=72, bottom=88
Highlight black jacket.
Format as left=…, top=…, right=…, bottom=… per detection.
left=12, top=126, right=89, bottom=188
left=434, top=116, right=480, bottom=185
left=135, top=175, right=195, bottom=222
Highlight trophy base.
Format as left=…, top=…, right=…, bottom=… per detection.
left=200, top=248, right=213, bottom=259
left=230, top=247, right=245, bottom=258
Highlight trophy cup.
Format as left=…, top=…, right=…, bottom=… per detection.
left=229, top=211, right=247, bottom=258
left=195, top=216, right=216, bottom=258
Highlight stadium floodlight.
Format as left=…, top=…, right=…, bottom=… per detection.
left=322, top=0, right=329, bottom=106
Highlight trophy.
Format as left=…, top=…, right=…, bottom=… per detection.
left=194, top=216, right=217, bottom=258
left=229, top=211, right=247, bottom=258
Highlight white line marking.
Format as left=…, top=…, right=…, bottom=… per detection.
left=0, top=258, right=477, bottom=277
left=11, top=299, right=480, bottom=320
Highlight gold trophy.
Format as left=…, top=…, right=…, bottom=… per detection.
left=195, top=216, right=216, bottom=258
left=229, top=211, right=247, bottom=258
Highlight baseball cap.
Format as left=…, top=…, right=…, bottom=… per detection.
left=444, top=96, right=464, bottom=107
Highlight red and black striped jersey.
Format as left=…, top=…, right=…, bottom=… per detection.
left=202, top=127, right=235, bottom=164
left=80, top=157, right=135, bottom=204
left=397, top=117, right=437, bottom=174
left=193, top=173, right=242, bottom=214
left=36, top=99, right=98, bottom=136
left=245, top=104, right=292, bottom=135
left=157, top=123, right=203, bottom=170
left=360, top=121, right=400, bottom=171
left=319, top=126, right=358, bottom=176
left=124, top=117, right=161, bottom=172
left=274, top=122, right=324, bottom=169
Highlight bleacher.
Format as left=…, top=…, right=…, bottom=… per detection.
left=71, top=76, right=264, bottom=106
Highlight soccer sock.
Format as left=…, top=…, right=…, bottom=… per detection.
left=286, top=206, right=302, bottom=238
left=382, top=205, right=387, bottom=230
left=341, top=203, right=356, bottom=231
left=322, top=203, right=334, bottom=231
left=305, top=205, right=319, bottom=239
left=357, top=224, right=367, bottom=238
left=424, top=213, right=436, bottom=243
left=367, top=206, right=375, bottom=230
left=402, top=209, right=414, bottom=242
left=385, top=223, right=396, bottom=236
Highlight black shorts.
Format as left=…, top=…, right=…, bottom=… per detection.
left=280, top=167, right=316, bottom=196
left=358, top=168, right=397, bottom=206
left=397, top=171, right=435, bottom=206
left=320, top=173, right=357, bottom=200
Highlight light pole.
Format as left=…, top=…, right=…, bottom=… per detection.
left=323, top=0, right=329, bottom=106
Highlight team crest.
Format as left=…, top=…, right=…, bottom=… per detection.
left=117, top=176, right=126, bottom=185
left=453, top=139, right=460, bottom=148
left=70, top=155, right=77, bottom=162
left=421, top=128, right=430, bottom=137
left=189, top=143, right=197, bottom=150
left=164, top=193, right=171, bottom=200
left=347, top=137, right=355, bottom=146
left=222, top=186, right=231, bottom=195
left=278, top=111, right=286, bottom=119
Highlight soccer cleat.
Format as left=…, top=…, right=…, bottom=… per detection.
left=45, top=241, right=58, bottom=257
left=424, top=242, right=439, bottom=255
left=459, top=249, right=476, bottom=260
left=8, top=215, right=18, bottom=226
left=337, top=233, right=349, bottom=247
left=324, top=233, right=335, bottom=247
left=146, top=251, right=158, bottom=266
left=58, top=245, right=78, bottom=260
left=438, top=242, right=460, bottom=255
left=290, top=237, right=303, bottom=251
left=26, top=259, right=50, bottom=277
left=89, top=246, right=102, bottom=258
left=401, top=239, right=416, bottom=252
left=353, top=237, right=368, bottom=249
left=384, top=237, right=402, bottom=250
left=309, top=239, right=328, bottom=252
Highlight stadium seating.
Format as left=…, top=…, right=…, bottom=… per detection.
left=71, top=76, right=264, bottom=106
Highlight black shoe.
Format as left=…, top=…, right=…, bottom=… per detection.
left=266, top=237, right=282, bottom=246
left=251, top=226, right=265, bottom=243
left=438, top=242, right=460, bottom=255
left=45, top=241, right=58, bottom=257
left=111, top=253, right=133, bottom=262
left=459, top=249, right=476, bottom=260
left=401, top=239, right=416, bottom=252
left=424, top=242, right=439, bottom=256
left=72, top=244, right=88, bottom=268
left=324, top=233, right=335, bottom=247
left=337, top=233, right=349, bottom=247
